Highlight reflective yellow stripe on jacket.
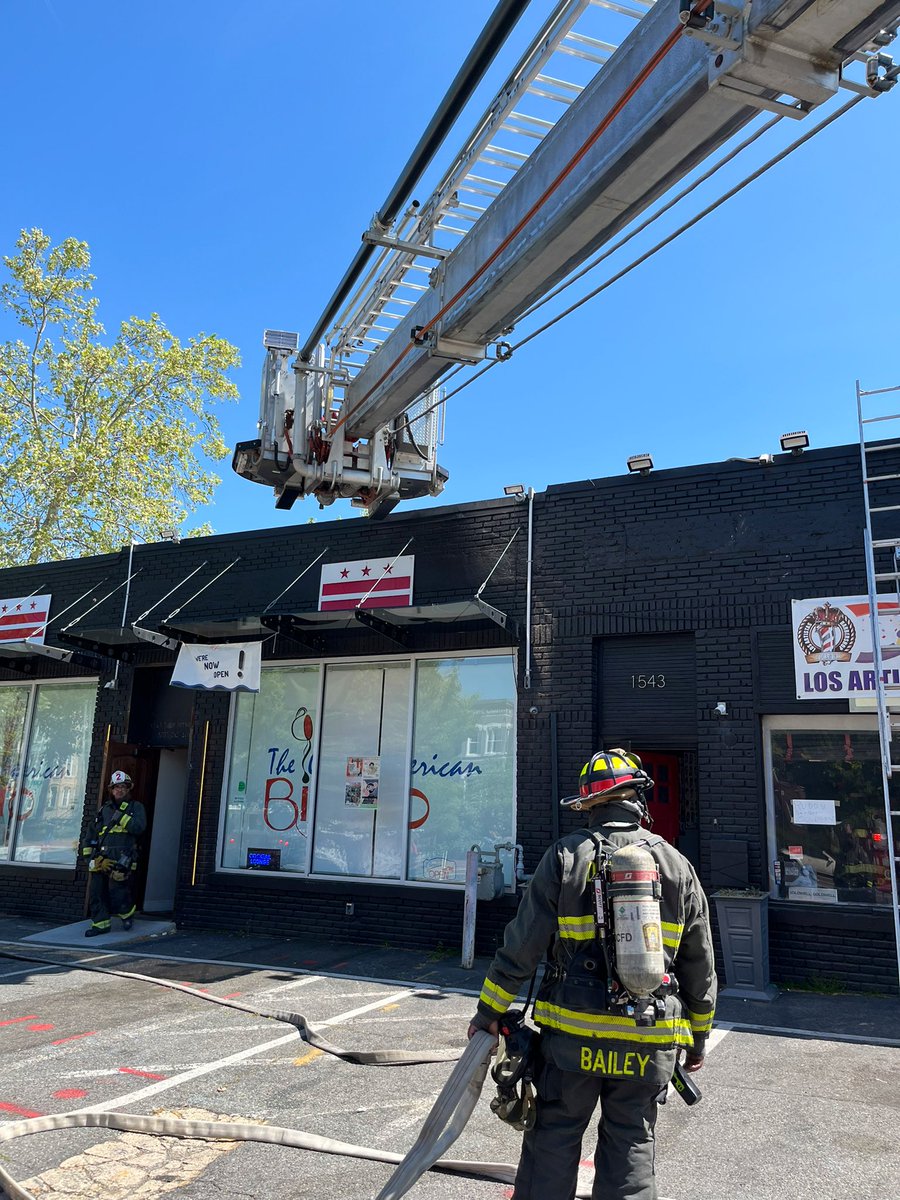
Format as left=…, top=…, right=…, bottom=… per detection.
left=661, top=921, right=683, bottom=951
left=534, top=1001, right=694, bottom=1046
left=479, top=977, right=517, bottom=1015
left=684, top=1007, right=714, bottom=1035
left=558, top=914, right=596, bottom=941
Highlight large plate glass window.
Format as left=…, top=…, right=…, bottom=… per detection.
left=407, top=655, right=516, bottom=886
left=0, top=686, right=30, bottom=860
left=1, top=681, right=97, bottom=866
left=222, top=666, right=320, bottom=873
left=764, top=715, right=894, bottom=906
left=311, top=661, right=410, bottom=878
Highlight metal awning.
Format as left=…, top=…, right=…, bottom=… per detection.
left=0, top=639, right=105, bottom=673
left=57, top=623, right=147, bottom=661
left=261, top=597, right=518, bottom=650
left=157, top=615, right=271, bottom=646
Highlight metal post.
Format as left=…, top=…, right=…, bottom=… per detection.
left=462, top=847, right=480, bottom=969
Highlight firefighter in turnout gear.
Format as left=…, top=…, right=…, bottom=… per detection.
left=80, top=771, right=147, bottom=937
left=469, top=750, right=717, bottom=1200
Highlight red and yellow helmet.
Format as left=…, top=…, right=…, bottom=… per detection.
left=560, top=748, right=652, bottom=810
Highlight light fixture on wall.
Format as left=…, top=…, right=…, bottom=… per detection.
left=503, top=483, right=526, bottom=500
left=780, top=430, right=810, bottom=454
left=626, top=453, right=654, bottom=475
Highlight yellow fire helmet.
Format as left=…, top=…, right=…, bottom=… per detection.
left=560, top=748, right=653, bottom=810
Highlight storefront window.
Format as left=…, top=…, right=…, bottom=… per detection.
left=0, top=682, right=96, bottom=866
left=407, top=656, right=516, bottom=886
left=765, top=717, right=894, bottom=906
left=222, top=665, right=320, bottom=872
left=311, top=661, right=410, bottom=878
left=220, top=652, right=517, bottom=886
left=0, top=686, right=29, bottom=860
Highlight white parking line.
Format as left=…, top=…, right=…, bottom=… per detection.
left=63, top=987, right=415, bottom=1116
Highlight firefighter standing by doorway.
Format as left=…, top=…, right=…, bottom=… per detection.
left=469, top=749, right=717, bottom=1200
left=80, top=771, right=147, bottom=937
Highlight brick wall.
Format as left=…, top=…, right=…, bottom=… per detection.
left=1, top=444, right=897, bottom=989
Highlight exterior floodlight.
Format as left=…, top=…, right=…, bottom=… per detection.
left=504, top=484, right=525, bottom=496
left=264, top=329, right=300, bottom=352
left=627, top=453, right=654, bottom=475
left=780, top=430, right=809, bottom=454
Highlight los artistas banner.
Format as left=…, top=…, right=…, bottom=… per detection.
left=792, top=595, right=900, bottom=699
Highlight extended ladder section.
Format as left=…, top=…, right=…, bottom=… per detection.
left=857, top=379, right=900, bottom=990
left=234, top=0, right=900, bottom=516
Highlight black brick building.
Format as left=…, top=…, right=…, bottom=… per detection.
left=1, top=441, right=896, bottom=994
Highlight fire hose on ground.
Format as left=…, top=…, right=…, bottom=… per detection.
left=0, top=946, right=596, bottom=1200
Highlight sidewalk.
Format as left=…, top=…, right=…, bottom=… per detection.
left=2, top=912, right=899, bottom=1044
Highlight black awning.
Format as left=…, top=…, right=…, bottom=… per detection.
left=262, top=597, right=519, bottom=650
left=157, top=615, right=270, bottom=645
left=0, top=639, right=104, bottom=673
left=58, top=623, right=146, bottom=661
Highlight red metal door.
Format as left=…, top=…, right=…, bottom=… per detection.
left=637, top=751, right=680, bottom=846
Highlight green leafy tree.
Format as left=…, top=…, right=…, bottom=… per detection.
left=0, top=229, right=240, bottom=565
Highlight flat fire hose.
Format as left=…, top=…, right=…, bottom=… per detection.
left=0, top=947, right=599, bottom=1199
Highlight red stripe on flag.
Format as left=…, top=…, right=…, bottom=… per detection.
left=0, top=610, right=46, bottom=627
left=320, top=594, right=410, bottom=612
left=0, top=626, right=44, bottom=642
left=321, top=576, right=411, bottom=597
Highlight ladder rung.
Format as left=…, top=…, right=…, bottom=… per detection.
left=865, top=474, right=900, bottom=483
left=861, top=413, right=900, bottom=424
left=874, top=572, right=900, bottom=581
left=872, top=539, right=900, bottom=549
left=870, top=505, right=900, bottom=513
left=864, top=442, right=900, bottom=453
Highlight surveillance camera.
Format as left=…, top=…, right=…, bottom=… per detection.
left=529, top=705, right=539, bottom=716
left=714, top=702, right=727, bottom=716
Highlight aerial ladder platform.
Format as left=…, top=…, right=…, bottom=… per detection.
left=233, top=0, right=900, bottom=517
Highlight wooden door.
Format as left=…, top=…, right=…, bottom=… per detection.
left=637, top=750, right=681, bottom=846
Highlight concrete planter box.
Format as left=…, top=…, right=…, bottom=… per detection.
left=712, top=890, right=779, bottom=1002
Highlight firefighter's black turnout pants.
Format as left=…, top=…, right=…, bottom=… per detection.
left=88, top=868, right=136, bottom=929
left=513, top=1057, right=662, bottom=1200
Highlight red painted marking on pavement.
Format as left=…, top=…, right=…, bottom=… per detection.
left=53, top=1088, right=88, bottom=1100
left=0, top=1102, right=43, bottom=1117
left=580, top=1157, right=594, bottom=1168
left=51, top=1031, right=98, bottom=1046
left=0, top=1015, right=39, bottom=1026
left=118, top=1067, right=167, bottom=1080
left=26, top=1023, right=55, bottom=1032
left=223, top=992, right=242, bottom=999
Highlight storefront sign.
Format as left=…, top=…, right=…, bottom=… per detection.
left=791, top=596, right=900, bottom=699
left=319, top=556, right=415, bottom=611
left=0, top=594, right=51, bottom=644
left=791, top=798, right=837, bottom=825
left=171, top=642, right=262, bottom=692
left=788, top=887, right=839, bottom=904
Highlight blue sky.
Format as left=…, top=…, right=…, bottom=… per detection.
left=2, top=1, right=898, bottom=536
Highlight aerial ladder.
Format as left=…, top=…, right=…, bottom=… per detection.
left=233, top=0, right=900, bottom=518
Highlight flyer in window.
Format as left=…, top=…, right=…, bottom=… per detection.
left=361, top=777, right=379, bottom=806
left=344, top=782, right=361, bottom=806
left=346, top=757, right=364, bottom=778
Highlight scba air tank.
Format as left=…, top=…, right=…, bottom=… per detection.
left=607, top=843, right=666, bottom=996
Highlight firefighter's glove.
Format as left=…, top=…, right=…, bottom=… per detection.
left=468, top=1010, right=499, bottom=1041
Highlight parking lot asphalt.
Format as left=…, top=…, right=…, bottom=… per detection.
left=1, top=913, right=899, bottom=1200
